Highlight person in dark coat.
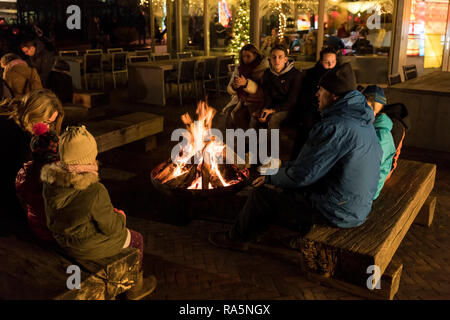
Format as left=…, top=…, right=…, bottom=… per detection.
left=20, top=38, right=55, bottom=88
left=88, top=16, right=102, bottom=49
left=208, top=63, right=382, bottom=250
left=256, top=45, right=302, bottom=130
left=0, top=89, right=64, bottom=233
left=289, top=46, right=339, bottom=160
left=46, top=59, right=73, bottom=104
left=15, top=123, right=60, bottom=244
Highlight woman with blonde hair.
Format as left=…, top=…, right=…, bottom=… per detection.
left=0, top=89, right=64, bottom=227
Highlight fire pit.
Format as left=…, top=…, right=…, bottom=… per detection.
left=151, top=102, right=250, bottom=198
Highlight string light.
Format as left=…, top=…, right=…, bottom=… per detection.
left=228, top=0, right=250, bottom=54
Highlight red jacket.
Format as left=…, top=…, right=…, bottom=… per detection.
left=15, top=161, right=55, bottom=243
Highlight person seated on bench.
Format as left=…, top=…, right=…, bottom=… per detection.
left=40, top=126, right=157, bottom=300
left=46, top=59, right=73, bottom=104
left=255, top=45, right=302, bottom=131
left=222, top=44, right=269, bottom=130
left=361, top=85, right=396, bottom=199
left=0, top=89, right=64, bottom=233
left=1, top=53, right=43, bottom=98
left=288, top=46, right=340, bottom=160
left=16, top=123, right=60, bottom=244
left=209, top=63, right=382, bottom=251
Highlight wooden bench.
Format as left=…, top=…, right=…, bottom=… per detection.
left=0, top=235, right=140, bottom=300
left=84, top=112, right=164, bottom=153
left=299, top=159, right=437, bottom=299
left=73, top=91, right=110, bottom=108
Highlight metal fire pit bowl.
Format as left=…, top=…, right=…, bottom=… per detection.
left=150, top=160, right=250, bottom=199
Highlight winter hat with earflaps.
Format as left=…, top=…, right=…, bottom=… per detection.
left=59, top=125, right=97, bottom=165
left=318, top=62, right=357, bottom=96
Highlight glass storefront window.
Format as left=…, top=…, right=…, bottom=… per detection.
left=407, top=0, right=449, bottom=73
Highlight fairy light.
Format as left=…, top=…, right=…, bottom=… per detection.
left=228, top=0, right=250, bottom=54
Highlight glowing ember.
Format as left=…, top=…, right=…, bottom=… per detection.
left=154, top=101, right=248, bottom=190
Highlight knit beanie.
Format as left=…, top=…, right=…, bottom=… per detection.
left=30, top=123, right=59, bottom=163
left=319, top=62, right=356, bottom=96
left=362, top=85, right=387, bottom=105
left=59, top=125, right=97, bottom=165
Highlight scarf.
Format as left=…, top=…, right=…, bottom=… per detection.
left=236, top=55, right=263, bottom=101
left=58, top=161, right=99, bottom=176
left=4, top=59, right=27, bottom=74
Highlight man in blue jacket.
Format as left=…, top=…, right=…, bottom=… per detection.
left=209, top=63, right=382, bottom=251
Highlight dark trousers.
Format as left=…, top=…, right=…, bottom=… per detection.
left=230, top=185, right=325, bottom=242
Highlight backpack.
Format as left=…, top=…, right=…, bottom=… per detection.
left=383, top=103, right=411, bottom=181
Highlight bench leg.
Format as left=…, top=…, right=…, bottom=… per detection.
left=304, top=258, right=403, bottom=300
left=413, top=196, right=437, bottom=228
left=144, top=135, right=157, bottom=152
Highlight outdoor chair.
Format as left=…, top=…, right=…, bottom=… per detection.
left=107, top=48, right=123, bottom=54
left=216, top=55, right=235, bottom=94
left=176, top=52, right=193, bottom=59
left=59, top=50, right=78, bottom=57
left=128, top=55, right=150, bottom=63
left=389, top=74, right=402, bottom=86
left=201, top=57, right=218, bottom=99
left=83, top=53, right=104, bottom=90
left=166, top=59, right=197, bottom=106
left=402, top=65, right=418, bottom=81
left=135, top=50, right=152, bottom=59
left=104, top=52, right=128, bottom=88
left=86, top=49, right=103, bottom=54
left=151, top=53, right=171, bottom=62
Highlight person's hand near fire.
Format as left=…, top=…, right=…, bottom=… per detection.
left=252, top=176, right=266, bottom=187
left=252, top=108, right=276, bottom=123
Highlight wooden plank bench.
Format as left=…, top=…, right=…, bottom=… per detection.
left=299, top=159, right=437, bottom=299
left=0, top=235, right=140, bottom=300
left=72, top=91, right=110, bottom=109
left=84, top=112, right=164, bottom=153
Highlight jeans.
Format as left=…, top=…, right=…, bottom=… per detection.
left=230, top=185, right=326, bottom=242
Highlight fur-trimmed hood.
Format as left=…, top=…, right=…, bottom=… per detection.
left=41, top=163, right=99, bottom=190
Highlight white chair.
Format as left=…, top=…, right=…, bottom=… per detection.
left=104, top=52, right=128, bottom=88
left=107, top=48, right=123, bottom=54
left=128, top=56, right=150, bottom=63
left=59, top=50, right=79, bottom=57
left=151, top=53, right=171, bottom=62
left=86, top=49, right=103, bottom=54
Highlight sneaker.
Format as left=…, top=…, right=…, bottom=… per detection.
left=208, top=231, right=249, bottom=252
left=124, top=272, right=157, bottom=300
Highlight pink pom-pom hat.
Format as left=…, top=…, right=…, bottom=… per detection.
left=32, top=123, right=49, bottom=136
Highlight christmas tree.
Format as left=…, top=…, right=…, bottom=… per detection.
left=228, top=0, right=250, bottom=54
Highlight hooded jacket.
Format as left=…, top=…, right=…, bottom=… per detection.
left=3, top=61, right=42, bottom=97
left=261, top=59, right=302, bottom=112
left=41, top=163, right=128, bottom=261
left=373, top=113, right=396, bottom=199
left=266, top=90, right=382, bottom=228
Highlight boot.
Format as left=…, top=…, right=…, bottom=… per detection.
left=124, top=271, right=157, bottom=300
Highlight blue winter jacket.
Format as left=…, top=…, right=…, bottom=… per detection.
left=373, top=113, right=396, bottom=200
left=266, top=90, right=383, bottom=228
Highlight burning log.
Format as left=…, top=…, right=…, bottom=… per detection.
left=165, top=164, right=197, bottom=189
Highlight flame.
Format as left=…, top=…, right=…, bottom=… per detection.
left=156, top=101, right=243, bottom=190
